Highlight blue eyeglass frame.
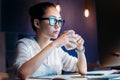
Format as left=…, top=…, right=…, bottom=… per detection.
left=39, top=17, right=65, bottom=27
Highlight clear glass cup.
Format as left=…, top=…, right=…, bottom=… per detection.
left=64, top=42, right=77, bottom=50
left=64, top=30, right=78, bottom=50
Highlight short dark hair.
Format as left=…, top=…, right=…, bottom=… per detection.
left=29, top=2, right=56, bottom=32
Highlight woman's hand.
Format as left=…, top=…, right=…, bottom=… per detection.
left=54, top=30, right=76, bottom=48
left=75, top=34, right=87, bottom=74
left=75, top=34, right=84, bottom=50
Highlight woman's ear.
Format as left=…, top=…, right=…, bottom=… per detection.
left=34, top=19, right=40, bottom=29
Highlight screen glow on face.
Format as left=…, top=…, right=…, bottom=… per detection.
left=39, top=17, right=65, bottom=27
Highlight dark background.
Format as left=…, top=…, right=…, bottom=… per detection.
left=96, top=0, right=120, bottom=67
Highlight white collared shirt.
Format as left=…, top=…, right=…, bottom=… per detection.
left=14, top=37, right=78, bottom=77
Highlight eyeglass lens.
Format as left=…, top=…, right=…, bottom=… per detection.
left=49, top=18, right=64, bottom=27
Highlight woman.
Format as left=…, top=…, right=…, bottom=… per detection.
left=14, top=2, right=87, bottom=79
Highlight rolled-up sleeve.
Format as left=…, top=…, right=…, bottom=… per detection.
left=14, top=41, right=31, bottom=71
left=59, top=48, right=78, bottom=72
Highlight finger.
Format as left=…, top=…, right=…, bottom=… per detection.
left=75, top=34, right=82, bottom=41
left=77, top=38, right=84, bottom=45
left=64, top=30, right=75, bottom=35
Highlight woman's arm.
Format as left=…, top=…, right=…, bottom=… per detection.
left=18, top=30, right=75, bottom=79
left=18, top=42, right=57, bottom=79
left=76, top=47, right=87, bottom=74
left=75, top=34, right=87, bottom=74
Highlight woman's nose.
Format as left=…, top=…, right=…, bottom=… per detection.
left=54, top=22, right=60, bottom=29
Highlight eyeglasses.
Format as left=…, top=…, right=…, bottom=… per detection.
left=39, top=17, right=65, bottom=27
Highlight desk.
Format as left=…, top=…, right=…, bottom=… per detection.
left=1, top=72, right=120, bottom=80
left=26, top=73, right=120, bottom=80
left=0, top=72, right=9, bottom=80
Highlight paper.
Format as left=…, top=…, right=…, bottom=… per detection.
left=109, top=76, right=120, bottom=80
left=27, top=74, right=87, bottom=80
left=86, top=69, right=119, bottom=75
left=83, top=70, right=120, bottom=79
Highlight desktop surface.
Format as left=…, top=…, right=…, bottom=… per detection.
left=26, top=72, right=120, bottom=80
left=1, top=70, right=120, bottom=80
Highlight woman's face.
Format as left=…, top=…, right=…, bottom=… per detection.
left=39, top=7, right=62, bottom=39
